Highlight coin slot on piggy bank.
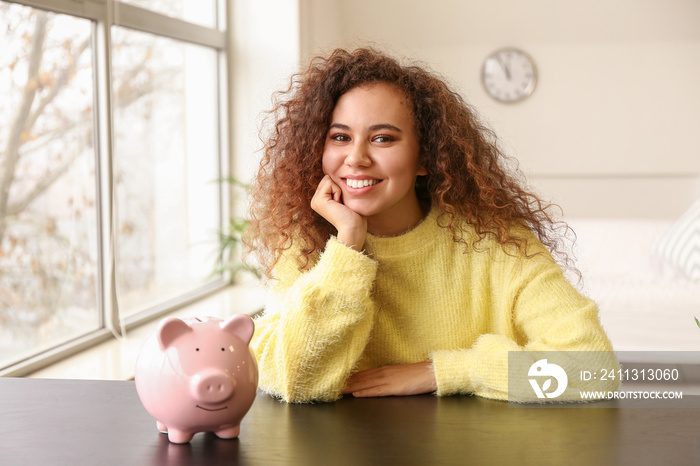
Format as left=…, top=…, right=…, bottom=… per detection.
left=135, top=315, right=258, bottom=444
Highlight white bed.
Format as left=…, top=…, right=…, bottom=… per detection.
left=568, top=218, right=700, bottom=363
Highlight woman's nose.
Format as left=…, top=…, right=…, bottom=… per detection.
left=344, top=142, right=371, bottom=167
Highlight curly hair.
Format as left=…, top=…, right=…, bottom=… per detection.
left=246, top=47, right=576, bottom=279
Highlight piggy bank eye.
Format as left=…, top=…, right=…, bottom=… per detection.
left=221, top=348, right=225, bottom=352
left=196, top=348, right=200, bottom=352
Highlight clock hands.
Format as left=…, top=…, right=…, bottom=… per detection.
left=496, top=55, right=512, bottom=81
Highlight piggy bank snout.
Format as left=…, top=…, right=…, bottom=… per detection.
left=190, top=370, right=236, bottom=404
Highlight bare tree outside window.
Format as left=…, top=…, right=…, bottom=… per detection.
left=0, top=0, right=222, bottom=368
left=0, top=4, right=100, bottom=364
left=111, top=26, right=221, bottom=317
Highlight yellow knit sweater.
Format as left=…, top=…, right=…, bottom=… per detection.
left=252, top=207, right=618, bottom=403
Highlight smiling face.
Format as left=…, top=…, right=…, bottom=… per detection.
left=322, top=82, right=427, bottom=236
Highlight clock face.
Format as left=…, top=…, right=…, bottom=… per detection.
left=482, top=48, right=537, bottom=103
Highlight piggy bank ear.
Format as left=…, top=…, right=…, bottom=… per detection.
left=221, top=314, right=255, bottom=344
left=157, top=317, right=192, bottom=350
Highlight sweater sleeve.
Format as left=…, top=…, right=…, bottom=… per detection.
left=430, top=237, right=620, bottom=403
left=251, top=238, right=378, bottom=403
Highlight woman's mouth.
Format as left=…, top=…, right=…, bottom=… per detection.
left=344, top=178, right=381, bottom=189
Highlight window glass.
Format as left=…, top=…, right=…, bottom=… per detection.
left=0, top=3, right=100, bottom=367
left=118, top=0, right=218, bottom=29
left=111, top=26, right=221, bottom=318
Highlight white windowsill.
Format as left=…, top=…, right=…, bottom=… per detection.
left=27, top=283, right=267, bottom=381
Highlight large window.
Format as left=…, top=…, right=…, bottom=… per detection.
left=0, top=0, right=229, bottom=375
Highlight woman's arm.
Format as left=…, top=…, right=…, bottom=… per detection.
left=431, top=238, right=620, bottom=402
left=252, top=238, right=377, bottom=402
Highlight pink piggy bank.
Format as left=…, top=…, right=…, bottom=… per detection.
left=135, top=315, right=258, bottom=444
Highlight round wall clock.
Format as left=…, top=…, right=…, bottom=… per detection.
left=481, top=48, right=537, bottom=103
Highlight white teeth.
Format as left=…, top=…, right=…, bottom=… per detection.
left=346, top=179, right=379, bottom=189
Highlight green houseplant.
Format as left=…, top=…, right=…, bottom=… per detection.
left=215, top=177, right=260, bottom=283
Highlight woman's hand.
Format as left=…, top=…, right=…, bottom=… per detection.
left=311, top=175, right=367, bottom=251
left=342, top=361, right=438, bottom=397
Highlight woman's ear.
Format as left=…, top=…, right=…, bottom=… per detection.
left=417, top=152, right=428, bottom=176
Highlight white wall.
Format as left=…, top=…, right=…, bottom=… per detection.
left=229, top=0, right=301, bottom=184
left=298, top=0, right=700, bottom=219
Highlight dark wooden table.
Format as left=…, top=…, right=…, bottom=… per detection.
left=0, top=378, right=698, bottom=465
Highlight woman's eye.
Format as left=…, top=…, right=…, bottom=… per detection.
left=373, top=135, right=394, bottom=143
left=330, top=134, right=350, bottom=142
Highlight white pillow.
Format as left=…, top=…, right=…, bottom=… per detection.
left=654, top=198, right=700, bottom=281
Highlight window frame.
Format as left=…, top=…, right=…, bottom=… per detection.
left=1, top=0, right=232, bottom=376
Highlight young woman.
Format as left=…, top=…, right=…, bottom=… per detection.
left=246, top=47, right=618, bottom=403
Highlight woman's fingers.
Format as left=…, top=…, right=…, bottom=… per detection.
left=342, top=362, right=438, bottom=397
left=331, top=181, right=341, bottom=202
left=311, top=176, right=367, bottom=250
left=311, top=175, right=339, bottom=209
